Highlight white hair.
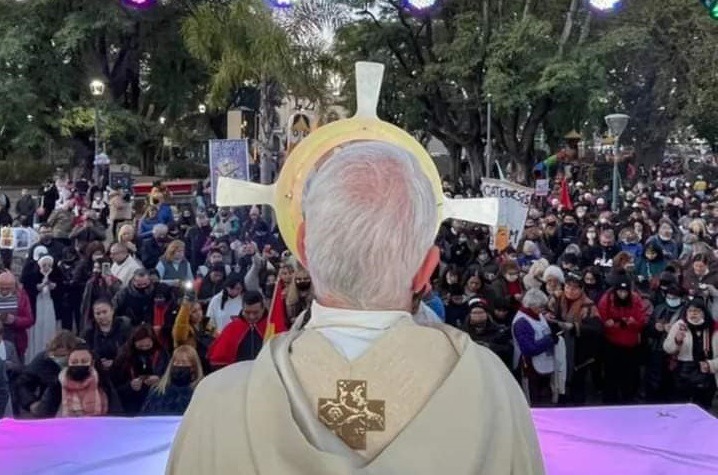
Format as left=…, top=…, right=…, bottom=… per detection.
left=152, top=224, right=169, bottom=237
left=33, top=246, right=49, bottom=262
left=542, top=265, right=565, bottom=284
left=522, top=289, right=548, bottom=309
left=302, top=141, right=437, bottom=310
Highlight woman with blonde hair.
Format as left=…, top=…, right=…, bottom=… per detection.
left=138, top=205, right=160, bottom=240
left=285, top=264, right=314, bottom=326
left=172, top=299, right=216, bottom=371
left=156, top=240, right=193, bottom=285
left=141, top=345, right=204, bottom=415
left=116, top=223, right=137, bottom=255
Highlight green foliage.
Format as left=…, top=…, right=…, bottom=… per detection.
left=0, top=160, right=56, bottom=186
left=182, top=0, right=291, bottom=108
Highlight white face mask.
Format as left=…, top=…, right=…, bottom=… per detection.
left=665, top=297, right=681, bottom=308
left=587, top=232, right=597, bottom=240
left=505, top=274, right=519, bottom=283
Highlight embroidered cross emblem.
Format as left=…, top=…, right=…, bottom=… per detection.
left=318, top=379, right=385, bottom=450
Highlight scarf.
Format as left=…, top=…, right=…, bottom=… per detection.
left=0, top=293, right=18, bottom=315
left=686, top=321, right=713, bottom=362
left=59, top=368, right=108, bottom=417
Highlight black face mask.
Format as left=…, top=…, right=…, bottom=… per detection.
left=171, top=367, right=192, bottom=387
left=67, top=365, right=91, bottom=382
left=295, top=282, right=311, bottom=291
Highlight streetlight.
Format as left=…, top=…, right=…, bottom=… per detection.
left=90, top=79, right=105, bottom=182
left=605, top=113, right=630, bottom=212
left=198, top=104, right=207, bottom=114
left=589, top=0, right=621, bottom=10
left=485, top=94, right=492, bottom=179
left=159, top=116, right=166, bottom=125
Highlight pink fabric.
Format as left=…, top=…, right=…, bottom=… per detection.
left=0, top=404, right=717, bottom=475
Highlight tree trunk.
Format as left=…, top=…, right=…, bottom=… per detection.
left=465, top=142, right=484, bottom=188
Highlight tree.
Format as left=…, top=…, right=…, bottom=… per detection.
left=0, top=0, right=212, bottom=174
left=591, top=0, right=718, bottom=164
left=334, top=0, right=609, bottom=185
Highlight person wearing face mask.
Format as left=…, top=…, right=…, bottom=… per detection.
left=112, top=324, right=169, bottom=415
left=142, top=345, right=204, bottom=415
left=555, top=214, right=581, bottom=255
left=206, top=273, right=245, bottom=332
left=241, top=206, right=271, bottom=248
left=113, top=270, right=160, bottom=327
left=285, top=267, right=314, bottom=326
left=156, top=240, right=194, bottom=286
left=58, top=344, right=121, bottom=417
left=212, top=207, right=240, bottom=238
left=646, top=222, right=681, bottom=261
left=471, top=247, right=500, bottom=284
left=463, top=298, right=512, bottom=369
left=682, top=253, right=718, bottom=299
left=185, top=213, right=213, bottom=273
left=546, top=274, right=602, bottom=405
left=619, top=229, right=643, bottom=264
left=636, top=243, right=667, bottom=289
left=585, top=229, right=621, bottom=274
left=644, top=286, right=684, bottom=404
left=663, top=298, right=718, bottom=410
left=512, top=289, right=560, bottom=406
left=140, top=224, right=170, bottom=270
left=15, top=330, right=80, bottom=418
left=207, top=291, right=270, bottom=368
left=491, top=261, right=524, bottom=317
left=597, top=273, right=648, bottom=404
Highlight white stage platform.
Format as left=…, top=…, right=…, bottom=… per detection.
left=1, top=404, right=717, bottom=474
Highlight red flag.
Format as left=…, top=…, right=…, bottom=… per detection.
left=264, top=277, right=288, bottom=341
left=560, top=177, right=574, bottom=211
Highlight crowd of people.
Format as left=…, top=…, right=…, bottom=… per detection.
left=0, top=157, right=716, bottom=420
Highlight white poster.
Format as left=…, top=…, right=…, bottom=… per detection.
left=535, top=179, right=550, bottom=197
left=480, top=178, right=534, bottom=251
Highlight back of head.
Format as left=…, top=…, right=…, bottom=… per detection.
left=302, top=141, right=437, bottom=311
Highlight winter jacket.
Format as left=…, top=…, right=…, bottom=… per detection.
left=141, top=385, right=195, bottom=416
left=47, top=209, right=74, bottom=239
left=597, top=291, right=647, bottom=348
left=1, top=289, right=34, bottom=360
left=82, top=317, right=132, bottom=365
left=113, top=284, right=158, bottom=327
left=0, top=359, right=9, bottom=417
left=646, top=235, right=681, bottom=261
left=663, top=322, right=718, bottom=387
left=140, top=237, right=165, bottom=270
left=14, top=351, right=63, bottom=417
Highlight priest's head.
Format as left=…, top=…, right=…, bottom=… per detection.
left=299, top=141, right=440, bottom=312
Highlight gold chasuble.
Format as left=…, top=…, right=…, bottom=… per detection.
left=166, top=317, right=546, bottom=474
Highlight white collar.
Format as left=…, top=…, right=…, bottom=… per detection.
left=305, top=300, right=411, bottom=331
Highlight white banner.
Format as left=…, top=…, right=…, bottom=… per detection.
left=480, top=178, right=533, bottom=251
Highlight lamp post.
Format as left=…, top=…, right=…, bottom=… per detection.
left=485, top=95, right=492, bottom=178
left=90, top=79, right=105, bottom=182
left=604, top=113, right=630, bottom=212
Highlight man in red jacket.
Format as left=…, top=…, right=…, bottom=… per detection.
left=0, top=272, right=34, bottom=363
left=597, top=272, right=647, bottom=404
left=207, top=291, right=268, bottom=369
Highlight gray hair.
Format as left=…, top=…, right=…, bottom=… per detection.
left=542, top=265, right=565, bottom=284
left=522, top=289, right=548, bottom=309
left=152, top=223, right=169, bottom=237
left=302, top=141, right=437, bottom=310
